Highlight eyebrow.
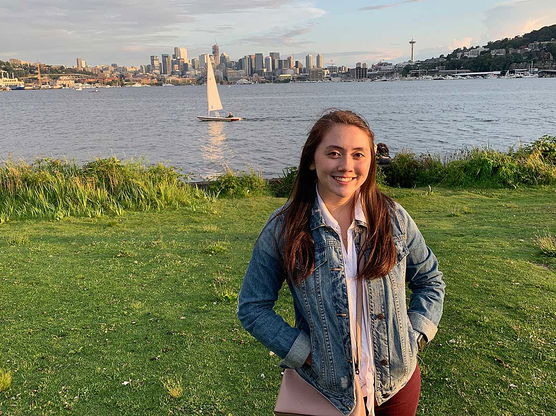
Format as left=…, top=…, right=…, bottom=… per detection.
left=325, top=145, right=368, bottom=151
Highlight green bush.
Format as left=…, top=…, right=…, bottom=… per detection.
left=207, top=170, right=269, bottom=198
left=385, top=151, right=422, bottom=188
left=269, top=167, right=298, bottom=197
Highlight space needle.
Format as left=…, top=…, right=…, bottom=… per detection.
left=409, top=38, right=416, bottom=63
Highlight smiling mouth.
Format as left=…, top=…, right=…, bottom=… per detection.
left=333, top=176, right=356, bottom=183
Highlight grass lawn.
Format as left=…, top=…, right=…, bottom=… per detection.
left=1, top=187, right=555, bottom=415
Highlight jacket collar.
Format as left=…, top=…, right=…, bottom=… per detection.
left=310, top=187, right=367, bottom=231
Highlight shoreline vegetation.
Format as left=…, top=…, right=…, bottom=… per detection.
left=0, top=136, right=554, bottom=222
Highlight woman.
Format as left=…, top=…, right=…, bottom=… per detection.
left=238, top=110, right=445, bottom=416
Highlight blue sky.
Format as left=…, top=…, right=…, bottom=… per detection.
left=1, top=0, right=554, bottom=67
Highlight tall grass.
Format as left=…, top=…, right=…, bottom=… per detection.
left=0, top=158, right=205, bottom=222
left=383, top=136, right=556, bottom=188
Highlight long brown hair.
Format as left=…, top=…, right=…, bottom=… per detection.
left=280, top=110, right=397, bottom=284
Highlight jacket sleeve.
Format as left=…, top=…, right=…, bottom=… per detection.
left=237, top=213, right=311, bottom=368
left=399, top=206, right=446, bottom=343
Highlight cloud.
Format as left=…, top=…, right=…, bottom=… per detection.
left=448, top=37, right=474, bottom=50
left=0, top=0, right=326, bottom=65
left=360, top=0, right=422, bottom=11
left=481, top=0, right=556, bottom=44
left=242, top=26, right=314, bottom=47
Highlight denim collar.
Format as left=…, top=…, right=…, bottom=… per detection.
left=310, top=187, right=367, bottom=231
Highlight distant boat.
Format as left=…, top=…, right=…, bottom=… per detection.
left=197, top=59, right=241, bottom=122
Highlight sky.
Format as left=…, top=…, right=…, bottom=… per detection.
left=1, top=0, right=555, bottom=67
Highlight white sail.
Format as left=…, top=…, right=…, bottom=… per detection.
left=206, top=59, right=223, bottom=114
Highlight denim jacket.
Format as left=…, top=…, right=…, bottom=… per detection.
left=237, top=198, right=445, bottom=414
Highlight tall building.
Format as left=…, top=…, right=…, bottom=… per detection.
left=305, top=54, right=314, bottom=71
left=269, top=52, right=280, bottom=71
left=76, top=58, right=87, bottom=69
left=161, top=54, right=171, bottom=75
left=265, top=56, right=272, bottom=73
left=287, top=56, right=294, bottom=69
left=212, top=44, right=220, bottom=66
left=316, top=54, right=324, bottom=69
left=150, top=56, right=160, bottom=73
left=254, top=53, right=264, bottom=72
left=174, top=47, right=188, bottom=62
left=199, top=54, right=210, bottom=69
left=220, top=53, right=230, bottom=67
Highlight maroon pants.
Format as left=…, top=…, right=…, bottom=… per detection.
left=365, top=364, right=421, bottom=416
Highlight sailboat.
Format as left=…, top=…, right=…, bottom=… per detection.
left=197, top=59, right=241, bottom=122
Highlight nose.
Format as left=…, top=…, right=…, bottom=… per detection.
left=338, top=155, right=354, bottom=172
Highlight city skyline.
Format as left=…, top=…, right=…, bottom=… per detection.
left=1, top=0, right=555, bottom=67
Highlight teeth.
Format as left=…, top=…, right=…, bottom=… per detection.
left=334, top=177, right=354, bottom=182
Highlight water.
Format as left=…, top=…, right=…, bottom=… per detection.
left=1, top=78, right=555, bottom=179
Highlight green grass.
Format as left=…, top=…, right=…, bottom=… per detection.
left=0, top=187, right=555, bottom=415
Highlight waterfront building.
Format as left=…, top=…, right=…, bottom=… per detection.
left=287, top=56, right=294, bottom=69
left=174, top=47, right=188, bottom=62
left=76, top=57, right=87, bottom=70
left=265, top=56, right=272, bottom=73
left=150, top=56, right=160, bottom=73
left=220, top=52, right=230, bottom=67
left=309, top=68, right=324, bottom=81
left=316, top=54, right=324, bottom=68
left=212, top=44, right=220, bottom=66
left=255, top=53, right=264, bottom=73
left=199, top=54, right=210, bottom=69
left=270, top=52, right=280, bottom=71
left=161, top=54, right=171, bottom=75
left=305, top=54, right=314, bottom=72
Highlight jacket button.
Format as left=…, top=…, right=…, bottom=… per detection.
left=380, top=359, right=388, bottom=366
left=376, top=313, right=385, bottom=320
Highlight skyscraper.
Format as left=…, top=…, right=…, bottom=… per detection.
left=254, top=53, right=264, bottom=72
left=199, top=54, right=209, bottom=69
left=212, top=44, right=220, bottom=66
left=306, top=54, right=314, bottom=71
left=161, top=54, right=171, bottom=75
left=269, top=52, right=280, bottom=71
left=316, top=54, right=324, bottom=69
left=265, top=56, right=272, bottom=73
left=174, top=47, right=188, bottom=62
left=76, top=58, right=87, bottom=69
left=150, top=56, right=160, bottom=73
left=287, top=56, right=294, bottom=69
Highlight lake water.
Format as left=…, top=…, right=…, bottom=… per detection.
left=1, top=78, right=555, bottom=179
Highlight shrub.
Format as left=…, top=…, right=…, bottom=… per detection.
left=269, top=167, right=298, bottom=197
left=207, top=170, right=268, bottom=198
left=385, top=151, right=422, bottom=188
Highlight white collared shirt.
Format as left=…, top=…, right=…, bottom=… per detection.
left=316, top=189, right=375, bottom=413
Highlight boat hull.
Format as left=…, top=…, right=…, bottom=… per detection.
left=197, top=116, right=242, bottom=122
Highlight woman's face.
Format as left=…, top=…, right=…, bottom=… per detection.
left=310, top=124, right=372, bottom=206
